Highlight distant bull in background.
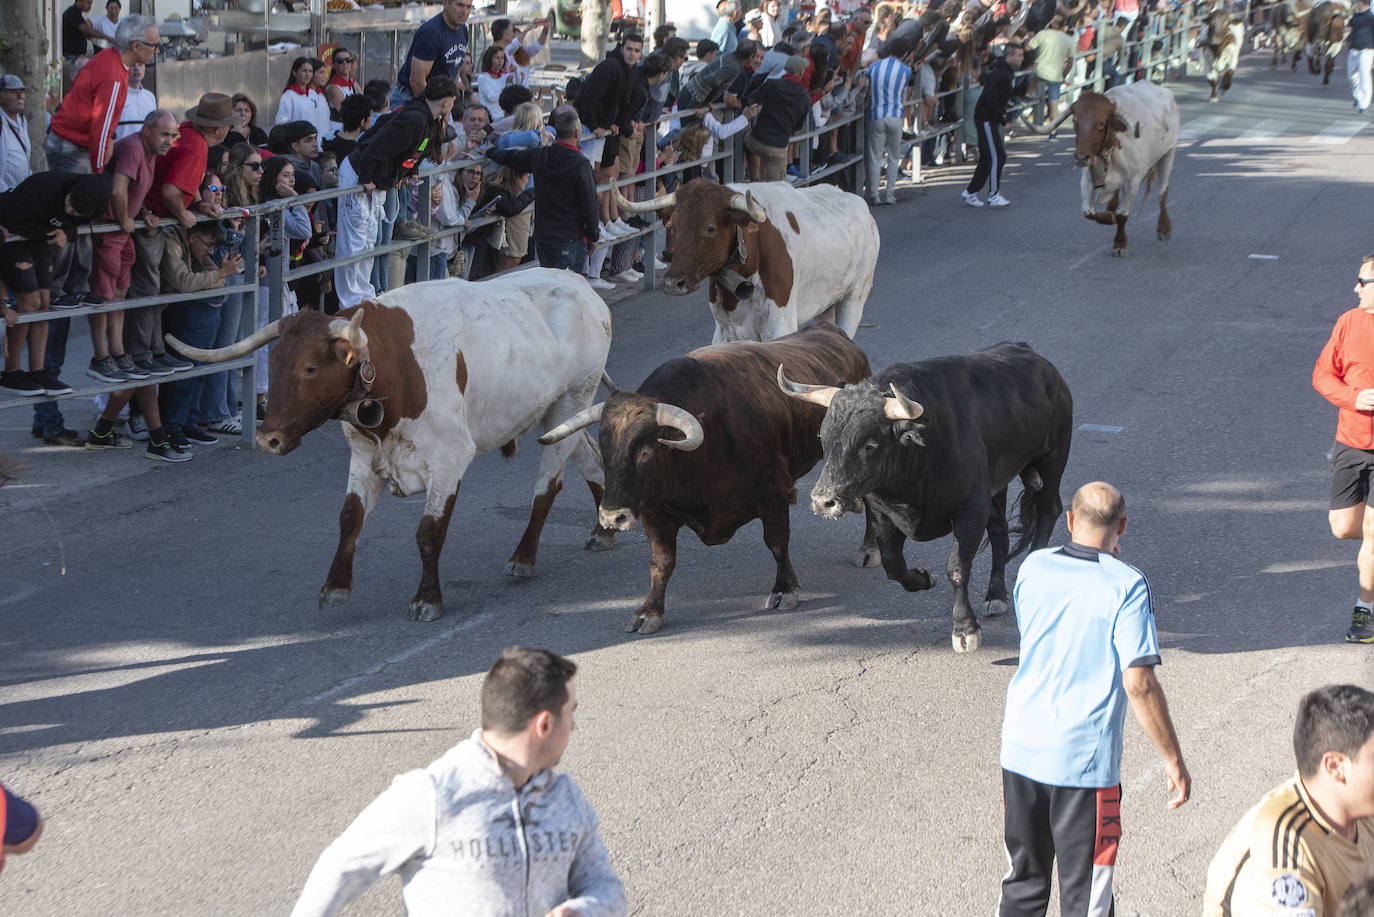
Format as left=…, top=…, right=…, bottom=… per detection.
left=779, top=342, right=1073, bottom=653
left=1040, top=81, right=1180, bottom=256
left=1305, top=0, right=1349, bottom=85
left=613, top=179, right=880, bottom=344
left=170, top=272, right=616, bottom=622
left=540, top=323, right=871, bottom=635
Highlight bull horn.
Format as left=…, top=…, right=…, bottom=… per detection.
left=610, top=180, right=676, bottom=214
left=883, top=384, right=925, bottom=421
left=538, top=402, right=604, bottom=445
left=1021, top=105, right=1074, bottom=136
left=166, top=320, right=281, bottom=363
left=729, top=190, right=767, bottom=223
left=776, top=364, right=841, bottom=408
left=655, top=403, right=703, bottom=451
left=328, top=309, right=368, bottom=351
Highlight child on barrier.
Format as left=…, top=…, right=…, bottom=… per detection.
left=493, top=101, right=551, bottom=272
left=466, top=163, right=535, bottom=280
left=254, top=157, right=311, bottom=413
left=450, top=163, right=483, bottom=278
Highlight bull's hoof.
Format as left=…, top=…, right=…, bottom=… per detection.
left=585, top=531, right=615, bottom=552
left=766, top=590, right=800, bottom=610
left=856, top=546, right=882, bottom=568
left=952, top=629, right=983, bottom=653
left=1208, top=95, right=1218, bottom=103
left=318, top=587, right=351, bottom=609
left=406, top=599, right=443, bottom=622
left=985, top=598, right=1009, bottom=617
left=899, top=569, right=937, bottom=592
left=1157, top=230, right=1171, bottom=241
left=625, top=612, right=645, bottom=633
left=506, top=560, right=534, bottom=579
left=637, top=614, right=664, bottom=635
left=1111, top=247, right=1128, bottom=258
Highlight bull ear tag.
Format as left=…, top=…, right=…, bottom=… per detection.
left=733, top=231, right=755, bottom=298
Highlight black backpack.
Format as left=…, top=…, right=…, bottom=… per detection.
left=564, top=76, right=584, bottom=105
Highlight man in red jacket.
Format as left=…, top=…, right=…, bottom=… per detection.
left=1312, top=251, right=1374, bottom=643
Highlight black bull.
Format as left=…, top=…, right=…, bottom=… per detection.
left=539, top=322, right=872, bottom=635
left=780, top=342, right=1073, bottom=652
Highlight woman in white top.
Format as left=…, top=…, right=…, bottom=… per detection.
left=508, top=18, right=551, bottom=87
left=476, top=45, right=513, bottom=121
left=758, top=0, right=781, bottom=47
left=274, top=57, right=321, bottom=127
left=92, top=0, right=121, bottom=44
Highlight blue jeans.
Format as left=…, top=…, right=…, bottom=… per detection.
left=535, top=239, right=588, bottom=273
left=406, top=251, right=449, bottom=283
left=32, top=317, right=70, bottom=435
left=371, top=187, right=399, bottom=291
left=43, top=132, right=92, bottom=300
left=198, top=291, right=245, bottom=422
left=164, top=300, right=222, bottom=435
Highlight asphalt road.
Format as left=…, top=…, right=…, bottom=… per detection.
left=3, top=51, right=1374, bottom=916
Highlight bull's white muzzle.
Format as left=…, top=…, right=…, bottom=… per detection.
left=599, top=507, right=639, bottom=531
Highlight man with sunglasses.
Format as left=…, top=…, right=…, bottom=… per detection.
left=1313, top=252, right=1374, bottom=643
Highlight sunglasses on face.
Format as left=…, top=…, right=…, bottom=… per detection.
left=1360, top=277, right=1374, bottom=288
left=334, top=56, right=353, bottom=63
left=245, top=161, right=263, bottom=170
left=203, top=184, right=225, bottom=192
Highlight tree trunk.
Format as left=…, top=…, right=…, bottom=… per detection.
left=580, top=0, right=611, bottom=67
left=0, top=0, right=52, bottom=171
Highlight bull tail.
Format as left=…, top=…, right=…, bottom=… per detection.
left=1007, top=469, right=1045, bottom=559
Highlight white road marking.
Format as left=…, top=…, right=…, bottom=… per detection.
left=1308, top=120, right=1368, bottom=145
left=1237, top=118, right=1291, bottom=142
left=1078, top=423, right=1124, bottom=433
left=1248, top=253, right=1279, bottom=260
left=1180, top=115, right=1232, bottom=145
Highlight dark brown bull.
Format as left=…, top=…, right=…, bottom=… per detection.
left=1306, top=0, right=1347, bottom=84
left=1271, top=0, right=1313, bottom=68
left=538, top=322, right=872, bottom=635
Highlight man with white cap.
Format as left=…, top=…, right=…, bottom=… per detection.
left=0, top=75, right=31, bottom=192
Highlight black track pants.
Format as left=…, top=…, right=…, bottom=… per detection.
left=997, top=769, right=1121, bottom=917
left=967, top=119, right=1007, bottom=196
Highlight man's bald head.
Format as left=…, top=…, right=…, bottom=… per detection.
left=1071, top=482, right=1126, bottom=530
left=142, top=109, right=179, bottom=156
left=550, top=105, right=581, bottom=141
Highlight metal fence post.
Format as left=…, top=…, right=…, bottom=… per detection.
left=1179, top=2, right=1192, bottom=79
left=956, top=71, right=970, bottom=162
left=640, top=128, right=656, bottom=292
left=1094, top=11, right=1107, bottom=93
left=416, top=173, right=432, bottom=283
left=1142, top=14, right=1154, bottom=83
left=240, top=212, right=261, bottom=447
left=856, top=107, right=869, bottom=198
left=723, top=129, right=737, bottom=184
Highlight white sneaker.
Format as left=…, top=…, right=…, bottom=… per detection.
left=609, top=218, right=636, bottom=237
left=961, top=190, right=984, bottom=208
left=653, top=257, right=668, bottom=271
left=987, top=192, right=1011, bottom=208
left=613, top=269, right=643, bottom=283
left=597, top=223, right=616, bottom=244
left=882, top=192, right=898, bottom=205
left=586, top=275, right=615, bottom=290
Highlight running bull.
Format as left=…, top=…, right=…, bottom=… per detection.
left=612, top=179, right=880, bottom=344
left=778, top=342, right=1073, bottom=653
left=1200, top=8, right=1245, bottom=101
left=169, top=271, right=616, bottom=622
left=1305, top=0, right=1349, bottom=85
left=539, top=322, right=871, bottom=635
left=1042, top=80, right=1180, bottom=256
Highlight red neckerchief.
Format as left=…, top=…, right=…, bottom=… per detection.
left=487, top=69, right=504, bottom=78
left=556, top=140, right=580, bottom=151
left=328, top=75, right=359, bottom=91
left=285, top=82, right=309, bottom=95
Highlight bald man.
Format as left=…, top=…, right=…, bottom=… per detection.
left=997, top=482, right=1190, bottom=917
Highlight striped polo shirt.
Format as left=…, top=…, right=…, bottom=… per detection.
left=866, top=56, right=912, bottom=120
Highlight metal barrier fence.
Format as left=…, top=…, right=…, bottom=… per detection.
left=0, top=15, right=1205, bottom=447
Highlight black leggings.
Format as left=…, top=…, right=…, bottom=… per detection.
left=967, top=119, right=1007, bottom=196
left=998, top=769, right=1120, bottom=917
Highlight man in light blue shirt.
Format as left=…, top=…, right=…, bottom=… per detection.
left=998, top=481, right=1191, bottom=917
left=864, top=37, right=912, bottom=205
left=712, top=0, right=741, bottom=55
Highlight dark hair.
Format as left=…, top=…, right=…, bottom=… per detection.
left=339, top=94, right=373, bottom=131
left=696, top=38, right=719, bottom=58
left=207, top=143, right=229, bottom=170
left=1004, top=42, right=1024, bottom=53
left=309, top=57, right=327, bottom=75
left=266, top=123, right=291, bottom=154
left=286, top=56, right=313, bottom=90
left=423, top=75, right=459, bottom=101
left=283, top=119, right=318, bottom=146
left=736, top=38, right=761, bottom=59
left=479, top=647, right=577, bottom=735
left=260, top=156, right=297, bottom=201
left=491, top=17, right=511, bottom=41
left=621, top=30, right=644, bottom=46
left=231, top=92, right=259, bottom=127
left=881, top=37, right=911, bottom=58
left=363, top=78, right=391, bottom=111
left=663, top=36, right=690, bottom=60
left=550, top=105, right=580, bottom=140
left=189, top=219, right=224, bottom=244
left=808, top=44, right=830, bottom=92
left=653, top=23, right=677, bottom=46
left=642, top=52, right=672, bottom=79
left=481, top=44, right=505, bottom=72
left=1294, top=685, right=1374, bottom=777
left=825, top=22, right=848, bottom=42
left=463, top=101, right=490, bottom=121
left=498, top=84, right=533, bottom=115
left=65, top=174, right=112, bottom=222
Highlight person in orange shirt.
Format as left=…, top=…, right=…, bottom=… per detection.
left=1313, top=252, right=1374, bottom=643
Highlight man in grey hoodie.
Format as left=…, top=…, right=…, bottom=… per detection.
left=292, top=648, right=626, bottom=917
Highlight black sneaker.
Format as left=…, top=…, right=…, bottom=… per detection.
left=145, top=439, right=192, bottom=463
left=34, top=370, right=73, bottom=396
left=85, top=427, right=133, bottom=450
left=29, top=425, right=42, bottom=438
left=1347, top=607, right=1374, bottom=644
left=1, top=370, right=44, bottom=396
left=167, top=430, right=193, bottom=449
left=42, top=428, right=85, bottom=447
left=87, top=356, right=130, bottom=384
left=156, top=354, right=194, bottom=372
left=114, top=354, right=150, bottom=380
left=81, top=292, right=107, bottom=307
left=182, top=428, right=217, bottom=446
left=133, top=357, right=174, bottom=377
left=51, top=293, right=83, bottom=310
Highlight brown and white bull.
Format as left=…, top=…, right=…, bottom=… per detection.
left=1043, top=81, right=1179, bottom=256
left=1200, top=9, right=1245, bottom=100
left=537, top=322, right=872, bottom=635
left=1305, top=0, right=1349, bottom=84
left=612, top=179, right=880, bottom=344
left=168, top=270, right=616, bottom=622
left=1271, top=0, right=1313, bottom=69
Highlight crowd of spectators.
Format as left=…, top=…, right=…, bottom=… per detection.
left=0, top=0, right=1205, bottom=463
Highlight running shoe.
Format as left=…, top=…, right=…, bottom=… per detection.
left=157, top=354, right=194, bottom=372
left=586, top=276, right=615, bottom=291
left=88, top=356, right=130, bottom=384
left=987, top=193, right=1011, bottom=208
left=85, top=427, right=133, bottom=450
left=146, top=439, right=192, bottom=463
left=34, top=370, right=73, bottom=396
left=115, top=354, right=150, bottom=380
left=1347, top=607, right=1374, bottom=644
left=182, top=428, right=217, bottom=446
left=961, top=190, right=985, bottom=207
left=133, top=357, right=174, bottom=377
left=1, top=370, right=44, bottom=396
